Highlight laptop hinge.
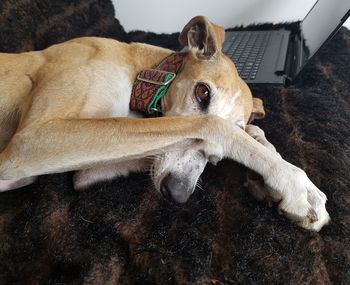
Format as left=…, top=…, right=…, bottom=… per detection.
left=274, top=30, right=291, bottom=75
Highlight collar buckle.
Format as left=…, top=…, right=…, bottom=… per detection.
left=137, top=69, right=176, bottom=86
left=130, top=52, right=186, bottom=115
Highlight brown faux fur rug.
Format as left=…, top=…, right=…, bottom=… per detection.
left=0, top=1, right=349, bottom=284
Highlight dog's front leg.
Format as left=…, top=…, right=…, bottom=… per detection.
left=244, top=124, right=329, bottom=230
left=0, top=116, right=207, bottom=179
left=73, top=159, right=150, bottom=190
left=244, top=124, right=282, bottom=203
left=0, top=115, right=329, bottom=230
left=220, top=124, right=330, bottom=231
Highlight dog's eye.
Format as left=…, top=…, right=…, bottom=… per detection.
left=195, top=83, right=211, bottom=109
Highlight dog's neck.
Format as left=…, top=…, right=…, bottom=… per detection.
left=128, top=43, right=174, bottom=73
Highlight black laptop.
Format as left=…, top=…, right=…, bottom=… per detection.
left=223, top=0, right=350, bottom=85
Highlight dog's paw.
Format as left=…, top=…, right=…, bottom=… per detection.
left=0, top=176, right=37, bottom=192
left=267, top=166, right=330, bottom=231
left=245, top=170, right=278, bottom=206
left=73, top=170, right=94, bottom=191
left=245, top=124, right=280, bottom=156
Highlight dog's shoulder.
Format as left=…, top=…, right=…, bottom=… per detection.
left=65, top=36, right=123, bottom=48
left=41, top=36, right=128, bottom=62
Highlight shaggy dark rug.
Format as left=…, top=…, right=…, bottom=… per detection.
left=0, top=1, right=349, bottom=284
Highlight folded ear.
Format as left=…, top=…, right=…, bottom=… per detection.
left=179, top=16, right=225, bottom=58
left=248, top=97, right=266, bottom=123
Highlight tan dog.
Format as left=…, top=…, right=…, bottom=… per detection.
left=0, top=16, right=329, bottom=231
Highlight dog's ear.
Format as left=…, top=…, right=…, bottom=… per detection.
left=248, top=98, right=266, bottom=123
left=179, top=16, right=225, bottom=58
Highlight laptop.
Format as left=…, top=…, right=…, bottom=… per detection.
left=222, top=0, right=350, bottom=85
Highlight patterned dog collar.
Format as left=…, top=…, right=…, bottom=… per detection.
left=130, top=52, right=186, bottom=115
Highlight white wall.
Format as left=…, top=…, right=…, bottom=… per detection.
left=113, top=0, right=350, bottom=33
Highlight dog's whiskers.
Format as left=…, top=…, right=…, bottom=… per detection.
left=196, top=180, right=205, bottom=191
left=144, top=154, right=163, bottom=162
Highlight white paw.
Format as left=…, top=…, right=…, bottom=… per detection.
left=245, top=124, right=265, bottom=138
left=245, top=124, right=280, bottom=155
left=267, top=166, right=330, bottom=232
left=73, top=170, right=95, bottom=190
left=73, top=165, right=121, bottom=190
left=0, top=176, right=37, bottom=192
left=245, top=170, right=270, bottom=202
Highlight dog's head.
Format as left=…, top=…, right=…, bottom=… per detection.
left=152, top=16, right=253, bottom=203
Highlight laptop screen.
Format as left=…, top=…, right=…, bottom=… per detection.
left=299, top=0, right=350, bottom=69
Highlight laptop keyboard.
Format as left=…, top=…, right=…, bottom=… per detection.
left=223, top=31, right=272, bottom=80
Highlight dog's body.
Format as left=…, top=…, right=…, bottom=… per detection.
left=0, top=16, right=329, bottom=231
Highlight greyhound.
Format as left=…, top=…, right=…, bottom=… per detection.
left=0, top=16, right=330, bottom=231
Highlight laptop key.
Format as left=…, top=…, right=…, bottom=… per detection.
left=224, top=31, right=272, bottom=80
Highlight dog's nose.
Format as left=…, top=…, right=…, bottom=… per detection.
left=160, top=173, right=193, bottom=204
